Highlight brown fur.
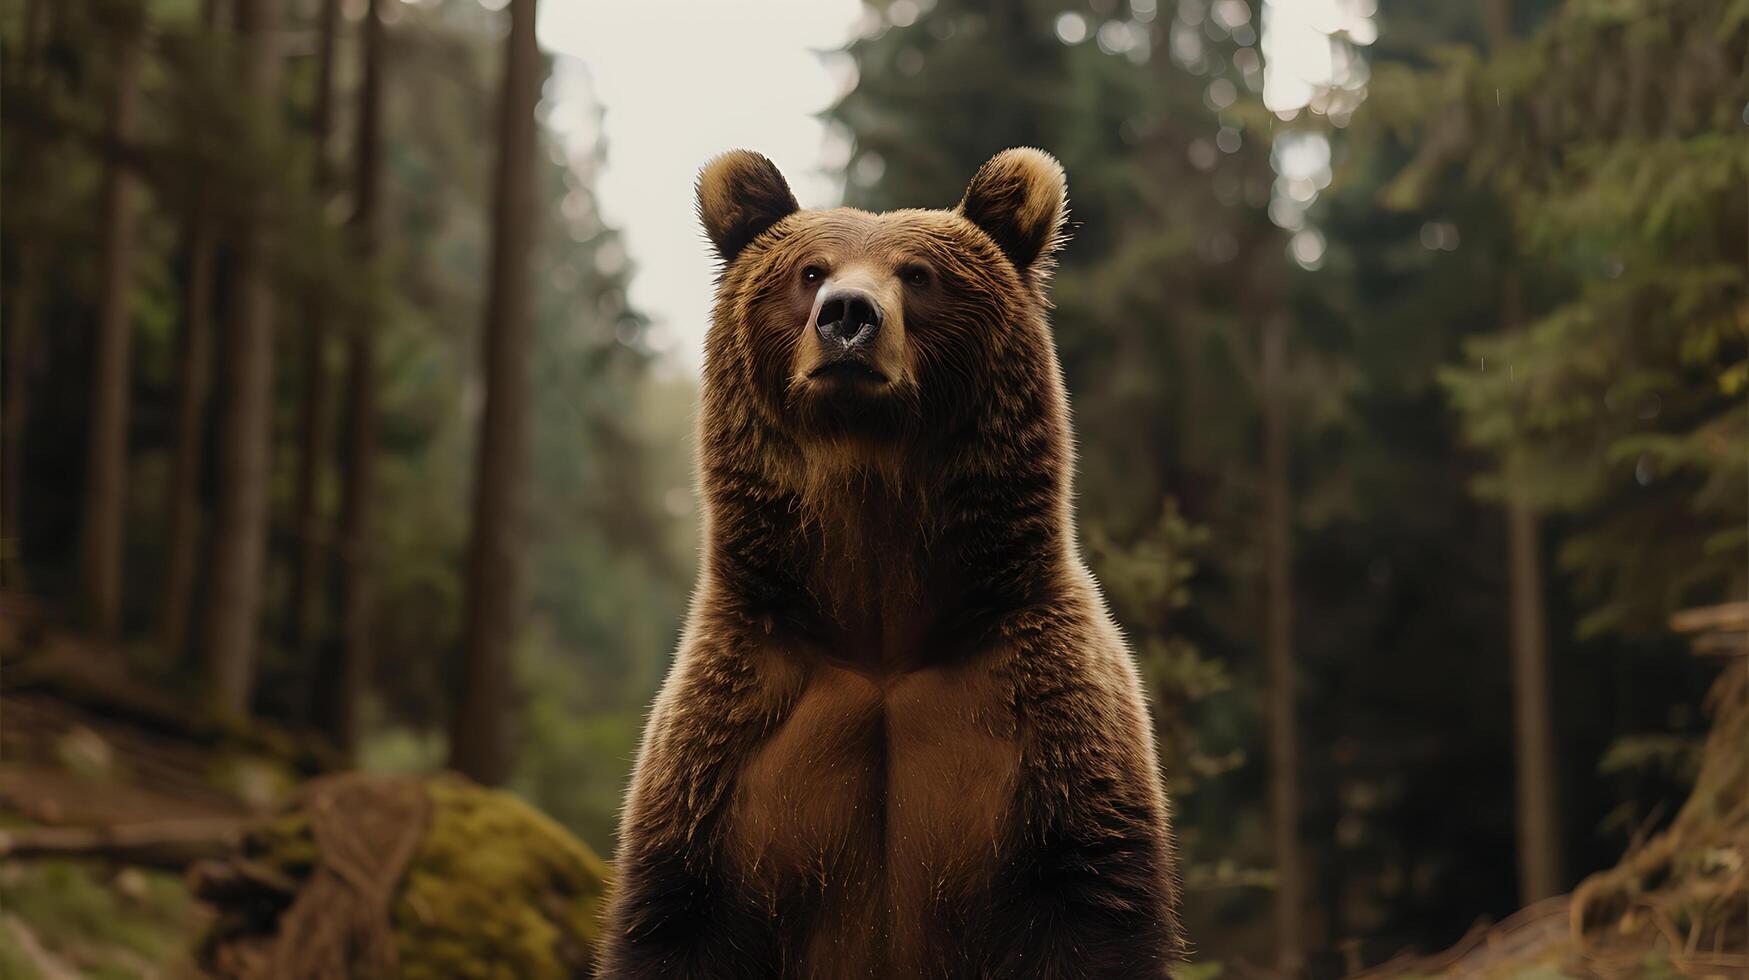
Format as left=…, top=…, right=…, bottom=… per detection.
left=598, top=149, right=1184, bottom=979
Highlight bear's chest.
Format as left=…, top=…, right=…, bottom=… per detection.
left=725, top=658, right=1022, bottom=969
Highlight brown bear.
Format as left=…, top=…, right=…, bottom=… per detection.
left=597, top=148, right=1183, bottom=979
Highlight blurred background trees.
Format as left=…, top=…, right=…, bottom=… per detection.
left=1, top=0, right=688, bottom=845
left=0, top=0, right=1743, bottom=975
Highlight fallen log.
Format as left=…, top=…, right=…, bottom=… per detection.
left=0, top=817, right=243, bottom=870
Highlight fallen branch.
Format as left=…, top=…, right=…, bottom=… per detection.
left=2, top=914, right=81, bottom=980
left=0, top=818, right=243, bottom=870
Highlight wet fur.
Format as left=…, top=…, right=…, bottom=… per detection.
left=598, top=149, right=1184, bottom=978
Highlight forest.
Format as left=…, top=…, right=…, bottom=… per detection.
left=0, top=0, right=1744, bottom=976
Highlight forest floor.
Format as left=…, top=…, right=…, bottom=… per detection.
left=1359, top=649, right=1748, bottom=979
left=0, top=599, right=286, bottom=978
left=0, top=595, right=611, bottom=980
left=0, top=706, right=230, bottom=980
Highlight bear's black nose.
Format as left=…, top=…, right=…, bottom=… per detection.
left=814, top=287, right=883, bottom=349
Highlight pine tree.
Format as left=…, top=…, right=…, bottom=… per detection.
left=79, top=2, right=145, bottom=636
left=203, top=0, right=285, bottom=716
left=1401, top=1, right=1747, bottom=636
left=160, top=0, right=226, bottom=661
left=287, top=0, right=341, bottom=661
left=449, top=0, right=541, bottom=786
left=309, top=0, right=385, bottom=756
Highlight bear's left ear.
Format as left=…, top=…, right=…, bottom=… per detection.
left=697, top=150, right=801, bottom=264
left=957, top=147, right=1069, bottom=275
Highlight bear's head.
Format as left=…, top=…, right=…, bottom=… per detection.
left=696, top=148, right=1070, bottom=471
left=694, top=148, right=1077, bottom=622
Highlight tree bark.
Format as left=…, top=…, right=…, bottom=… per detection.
left=1481, top=2, right=1564, bottom=903
left=1507, top=491, right=1561, bottom=900
left=80, top=13, right=146, bottom=636
left=1501, top=271, right=1562, bottom=903
left=1482, top=0, right=1513, bottom=51
left=160, top=219, right=216, bottom=660
left=3, top=252, right=38, bottom=590
left=202, top=0, right=284, bottom=717
left=160, top=0, right=226, bottom=662
left=1, top=0, right=50, bottom=589
left=1262, top=312, right=1304, bottom=975
left=311, top=0, right=384, bottom=756
left=285, top=0, right=341, bottom=661
left=448, top=0, right=540, bottom=786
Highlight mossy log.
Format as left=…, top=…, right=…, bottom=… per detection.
left=194, top=772, right=610, bottom=979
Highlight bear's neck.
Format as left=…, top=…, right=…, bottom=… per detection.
left=700, top=410, right=1074, bottom=671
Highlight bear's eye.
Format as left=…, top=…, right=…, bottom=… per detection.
left=800, top=265, right=827, bottom=286
left=900, top=264, right=931, bottom=287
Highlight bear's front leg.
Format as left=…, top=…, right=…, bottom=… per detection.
left=980, top=631, right=1185, bottom=979
left=984, top=795, right=1183, bottom=979
left=594, top=834, right=781, bottom=979
left=596, top=639, right=798, bottom=979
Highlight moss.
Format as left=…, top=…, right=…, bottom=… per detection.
left=1635, top=951, right=1687, bottom=980
left=0, top=860, right=199, bottom=977
left=243, top=809, right=320, bottom=875
left=1501, top=968, right=1568, bottom=980
left=385, top=777, right=610, bottom=980
left=0, top=932, right=44, bottom=980
left=200, top=775, right=611, bottom=978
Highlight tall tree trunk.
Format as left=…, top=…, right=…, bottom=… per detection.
left=286, top=0, right=341, bottom=657
left=448, top=0, right=540, bottom=786
left=161, top=220, right=216, bottom=659
left=160, top=0, right=226, bottom=661
left=1482, top=0, right=1513, bottom=50
left=1501, top=270, right=1561, bottom=902
left=1262, top=312, right=1304, bottom=975
left=203, top=0, right=283, bottom=716
left=2, top=250, right=37, bottom=588
left=1507, top=488, right=1561, bottom=900
left=311, top=0, right=383, bottom=756
left=1481, top=0, right=1563, bottom=904
left=1, top=0, right=50, bottom=588
left=80, top=12, right=146, bottom=635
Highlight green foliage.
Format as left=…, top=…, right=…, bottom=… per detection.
left=1597, top=733, right=1705, bottom=785
left=1088, top=499, right=1241, bottom=794
left=1414, top=0, right=1749, bottom=634
left=0, top=860, right=200, bottom=978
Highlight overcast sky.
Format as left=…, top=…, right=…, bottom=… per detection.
left=529, top=0, right=1371, bottom=374
left=537, top=0, right=865, bottom=375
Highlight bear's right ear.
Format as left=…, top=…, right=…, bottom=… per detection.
left=697, top=150, right=801, bottom=264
